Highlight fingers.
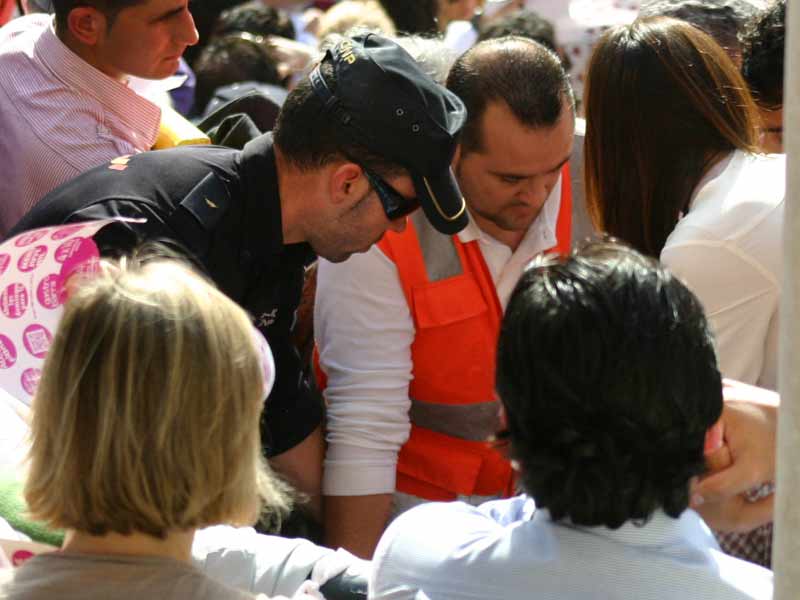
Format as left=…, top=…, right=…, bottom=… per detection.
left=694, top=494, right=774, bottom=533
left=704, top=443, right=732, bottom=474
left=692, top=459, right=751, bottom=505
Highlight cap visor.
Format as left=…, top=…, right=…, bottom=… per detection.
left=413, top=167, right=468, bottom=236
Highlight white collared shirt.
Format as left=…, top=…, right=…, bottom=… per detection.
left=316, top=180, right=561, bottom=496
left=661, top=150, right=784, bottom=389
left=370, top=496, right=773, bottom=600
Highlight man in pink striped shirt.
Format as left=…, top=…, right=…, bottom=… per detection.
left=0, top=0, right=198, bottom=236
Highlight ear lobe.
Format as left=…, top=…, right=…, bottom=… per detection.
left=67, top=6, right=107, bottom=46
left=330, top=162, right=365, bottom=206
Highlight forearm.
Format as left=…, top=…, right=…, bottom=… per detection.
left=269, top=425, right=324, bottom=521
left=323, top=493, right=394, bottom=559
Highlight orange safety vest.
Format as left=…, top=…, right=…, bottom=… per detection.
left=317, top=165, right=572, bottom=501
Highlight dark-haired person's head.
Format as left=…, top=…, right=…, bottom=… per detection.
left=742, top=0, right=785, bottom=153
left=479, top=9, right=556, bottom=48
left=193, top=33, right=284, bottom=115
left=638, top=0, right=759, bottom=64
left=477, top=9, right=572, bottom=74
left=496, top=241, right=723, bottom=529
left=52, top=0, right=198, bottom=80
left=445, top=37, right=574, bottom=241
left=584, top=17, right=759, bottom=257
left=213, top=0, right=295, bottom=39
left=377, top=0, right=439, bottom=35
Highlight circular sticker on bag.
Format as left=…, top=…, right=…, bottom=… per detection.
left=0, top=335, right=17, bottom=369
left=36, top=273, right=63, bottom=310
left=0, top=283, right=29, bottom=319
left=55, top=237, right=88, bottom=264
left=17, top=245, right=48, bottom=273
left=50, top=225, right=84, bottom=240
left=22, top=324, right=53, bottom=359
left=13, top=230, right=48, bottom=247
left=0, top=253, right=10, bottom=277
left=11, top=550, right=34, bottom=567
left=20, top=368, right=42, bottom=396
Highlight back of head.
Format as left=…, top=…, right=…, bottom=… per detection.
left=446, top=36, right=574, bottom=154
left=496, top=241, right=723, bottom=529
left=477, top=9, right=557, bottom=51
left=637, top=0, right=759, bottom=60
left=317, top=0, right=397, bottom=39
left=742, top=0, right=785, bottom=110
left=584, top=17, right=758, bottom=257
left=213, top=1, right=295, bottom=39
left=193, top=33, right=284, bottom=115
left=377, top=0, right=439, bottom=35
left=26, top=256, right=288, bottom=538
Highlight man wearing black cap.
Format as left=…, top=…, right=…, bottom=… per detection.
left=5, top=33, right=468, bottom=516
left=316, top=36, right=576, bottom=557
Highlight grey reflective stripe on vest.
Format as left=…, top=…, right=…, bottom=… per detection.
left=409, top=397, right=502, bottom=441
left=411, top=211, right=462, bottom=282
left=409, top=213, right=497, bottom=442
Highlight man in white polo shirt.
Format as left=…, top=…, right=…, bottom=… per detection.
left=315, top=36, right=576, bottom=557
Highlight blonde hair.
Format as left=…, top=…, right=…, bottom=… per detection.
left=317, top=0, right=396, bottom=39
left=25, top=256, right=290, bottom=538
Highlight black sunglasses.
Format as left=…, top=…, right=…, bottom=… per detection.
left=362, top=167, right=421, bottom=221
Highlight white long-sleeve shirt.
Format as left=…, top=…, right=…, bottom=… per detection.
left=316, top=180, right=562, bottom=496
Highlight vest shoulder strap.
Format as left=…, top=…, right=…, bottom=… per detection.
left=377, top=212, right=466, bottom=307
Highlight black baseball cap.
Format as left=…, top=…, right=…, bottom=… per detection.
left=309, top=33, right=468, bottom=235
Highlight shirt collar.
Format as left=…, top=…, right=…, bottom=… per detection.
left=238, top=133, right=315, bottom=265
left=38, top=18, right=161, bottom=147
left=457, top=173, right=562, bottom=249
left=535, top=508, right=719, bottom=550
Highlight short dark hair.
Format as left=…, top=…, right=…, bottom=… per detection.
left=478, top=9, right=556, bottom=50
left=638, top=0, right=759, bottom=59
left=273, top=60, right=403, bottom=176
left=52, top=0, right=144, bottom=30
left=377, top=0, right=438, bottom=35
left=193, top=34, right=284, bottom=116
left=742, top=0, right=785, bottom=110
left=584, top=18, right=758, bottom=257
left=496, top=240, right=723, bottom=529
left=213, top=1, right=295, bottom=40
left=445, top=37, right=574, bottom=153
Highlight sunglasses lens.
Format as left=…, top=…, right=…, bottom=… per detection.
left=364, top=169, right=420, bottom=220
left=384, top=194, right=420, bottom=220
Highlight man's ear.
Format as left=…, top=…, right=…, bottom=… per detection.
left=329, top=162, right=367, bottom=207
left=451, top=144, right=462, bottom=171
left=66, top=6, right=107, bottom=46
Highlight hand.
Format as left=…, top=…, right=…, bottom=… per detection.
left=265, top=35, right=320, bottom=81
left=690, top=379, right=777, bottom=532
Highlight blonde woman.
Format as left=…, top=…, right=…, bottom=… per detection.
left=0, top=258, right=311, bottom=599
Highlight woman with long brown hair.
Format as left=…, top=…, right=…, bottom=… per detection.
left=584, top=17, right=784, bottom=391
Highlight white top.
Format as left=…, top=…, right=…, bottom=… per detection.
left=193, top=526, right=368, bottom=597
left=661, top=151, right=785, bottom=389
left=316, top=180, right=562, bottom=496
left=370, top=496, right=774, bottom=600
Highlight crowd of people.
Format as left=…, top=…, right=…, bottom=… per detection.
left=0, top=0, right=788, bottom=598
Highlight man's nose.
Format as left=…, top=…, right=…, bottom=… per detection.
left=517, top=178, right=548, bottom=206
left=179, top=10, right=200, bottom=46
